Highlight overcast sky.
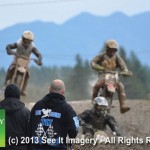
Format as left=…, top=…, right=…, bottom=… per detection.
left=0, top=0, right=150, bottom=29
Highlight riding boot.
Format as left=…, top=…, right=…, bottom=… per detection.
left=4, top=69, right=12, bottom=85
left=4, top=74, right=9, bottom=85
left=117, top=82, right=130, bottom=113
left=118, top=93, right=130, bottom=113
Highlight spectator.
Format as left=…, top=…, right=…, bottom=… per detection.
left=29, top=79, right=79, bottom=150
left=0, top=84, right=30, bottom=150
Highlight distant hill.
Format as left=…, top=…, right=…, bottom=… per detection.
left=0, top=12, right=150, bottom=69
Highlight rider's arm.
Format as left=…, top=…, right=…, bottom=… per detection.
left=32, top=47, right=42, bottom=62
left=116, top=55, right=128, bottom=72
left=65, top=104, right=79, bottom=139
left=6, top=43, right=17, bottom=56
left=106, top=115, right=122, bottom=136
left=90, top=54, right=105, bottom=71
left=78, top=110, right=91, bottom=127
left=78, top=110, right=94, bottom=137
left=117, top=56, right=133, bottom=76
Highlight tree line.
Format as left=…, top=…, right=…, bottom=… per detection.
left=0, top=49, right=150, bottom=102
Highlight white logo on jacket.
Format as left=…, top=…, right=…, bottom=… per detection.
left=42, top=109, right=51, bottom=118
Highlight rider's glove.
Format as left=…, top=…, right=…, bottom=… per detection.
left=94, top=65, right=105, bottom=71
left=113, top=131, right=121, bottom=136
left=113, top=132, right=117, bottom=136
left=120, top=71, right=133, bottom=76
left=34, top=59, right=42, bottom=66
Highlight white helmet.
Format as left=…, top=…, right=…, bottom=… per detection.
left=22, top=31, right=34, bottom=41
left=105, top=39, right=118, bottom=50
left=94, top=96, right=108, bottom=107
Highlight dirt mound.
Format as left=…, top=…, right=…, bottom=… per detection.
left=69, top=100, right=150, bottom=150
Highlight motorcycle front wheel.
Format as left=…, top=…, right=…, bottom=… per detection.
left=15, top=73, right=23, bottom=91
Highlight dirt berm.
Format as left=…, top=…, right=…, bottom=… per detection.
left=27, top=100, right=150, bottom=150
left=70, top=100, right=150, bottom=150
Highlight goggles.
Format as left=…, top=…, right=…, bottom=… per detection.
left=95, top=105, right=107, bottom=111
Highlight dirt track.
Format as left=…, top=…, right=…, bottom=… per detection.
left=27, top=100, right=150, bottom=150
left=70, top=100, right=150, bottom=150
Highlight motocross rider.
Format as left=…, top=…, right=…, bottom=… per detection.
left=4, top=31, right=42, bottom=95
left=90, top=39, right=131, bottom=113
left=78, top=96, right=122, bottom=139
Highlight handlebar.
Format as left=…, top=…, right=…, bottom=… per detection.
left=15, top=55, right=42, bottom=66
left=99, top=70, right=133, bottom=76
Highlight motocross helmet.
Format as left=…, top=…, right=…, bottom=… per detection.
left=22, top=31, right=34, bottom=41
left=105, top=39, right=118, bottom=57
left=93, top=96, right=108, bottom=116
left=105, top=39, right=118, bottom=50
left=22, top=31, right=34, bottom=48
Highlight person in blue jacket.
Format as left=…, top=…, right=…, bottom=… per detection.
left=29, top=79, right=79, bottom=150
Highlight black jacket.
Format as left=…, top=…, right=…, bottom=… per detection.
left=78, top=109, right=121, bottom=136
left=0, top=98, right=30, bottom=150
left=29, top=93, right=79, bottom=150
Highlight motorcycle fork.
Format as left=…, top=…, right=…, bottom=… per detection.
left=11, top=66, right=18, bottom=84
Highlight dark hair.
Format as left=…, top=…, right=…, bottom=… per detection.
left=4, top=84, right=20, bottom=99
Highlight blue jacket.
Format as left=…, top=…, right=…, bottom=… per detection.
left=29, top=93, right=79, bottom=150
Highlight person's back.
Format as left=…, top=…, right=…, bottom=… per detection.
left=29, top=79, right=79, bottom=150
left=0, top=84, right=30, bottom=150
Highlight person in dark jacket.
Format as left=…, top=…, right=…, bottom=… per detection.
left=78, top=96, right=122, bottom=139
left=0, top=84, right=30, bottom=150
left=29, top=79, right=79, bottom=150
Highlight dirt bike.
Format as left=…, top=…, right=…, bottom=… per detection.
left=98, top=70, right=132, bottom=112
left=7, top=55, right=42, bottom=95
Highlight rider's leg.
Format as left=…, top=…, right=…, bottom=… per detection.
left=92, top=79, right=102, bottom=101
left=4, top=70, right=10, bottom=85
left=4, top=66, right=14, bottom=85
left=117, top=81, right=130, bottom=113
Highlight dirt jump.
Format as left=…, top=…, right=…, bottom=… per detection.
left=27, top=99, right=150, bottom=150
